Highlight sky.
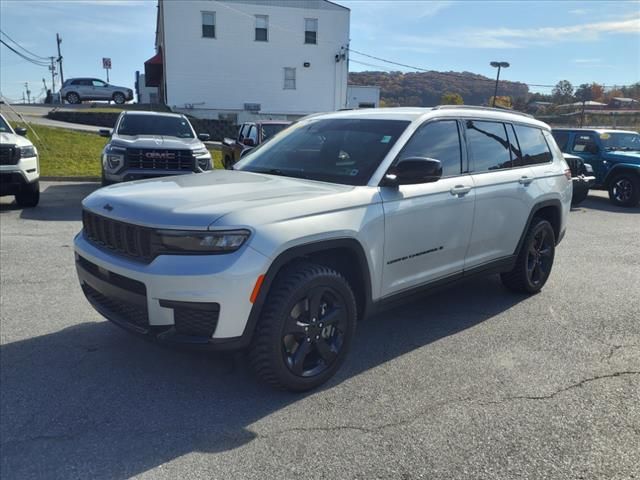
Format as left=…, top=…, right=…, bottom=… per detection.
left=1, top=0, right=639, bottom=102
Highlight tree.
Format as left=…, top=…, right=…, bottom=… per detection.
left=590, top=83, right=604, bottom=102
left=575, top=83, right=593, bottom=102
left=440, top=92, right=463, bottom=105
left=489, top=96, right=512, bottom=108
left=552, top=80, right=574, bottom=104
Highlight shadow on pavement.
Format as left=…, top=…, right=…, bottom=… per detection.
left=0, top=275, right=526, bottom=479
left=0, top=182, right=99, bottom=221
left=575, top=193, right=640, bottom=214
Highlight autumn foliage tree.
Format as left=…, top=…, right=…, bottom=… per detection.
left=440, top=92, right=464, bottom=105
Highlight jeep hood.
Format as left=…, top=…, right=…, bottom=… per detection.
left=110, top=135, right=203, bottom=150
left=82, top=170, right=368, bottom=230
left=0, top=132, right=35, bottom=148
left=606, top=151, right=640, bottom=164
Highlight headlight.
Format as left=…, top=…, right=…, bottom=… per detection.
left=104, top=144, right=126, bottom=171
left=18, top=145, right=37, bottom=158
left=156, top=229, right=250, bottom=253
left=584, top=163, right=594, bottom=174
left=192, top=148, right=209, bottom=157
left=193, top=148, right=211, bottom=170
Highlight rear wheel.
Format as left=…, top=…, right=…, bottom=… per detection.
left=608, top=173, right=640, bottom=207
left=113, top=92, right=126, bottom=105
left=501, top=218, right=555, bottom=294
left=15, top=181, right=40, bottom=208
left=65, top=92, right=80, bottom=104
left=249, top=262, right=357, bottom=391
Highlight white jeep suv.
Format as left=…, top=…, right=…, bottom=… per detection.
left=0, top=114, right=40, bottom=207
left=74, top=106, right=572, bottom=391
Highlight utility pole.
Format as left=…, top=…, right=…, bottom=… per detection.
left=49, top=57, right=57, bottom=93
left=490, top=61, right=510, bottom=107
left=56, top=33, right=64, bottom=85
left=24, top=82, right=31, bottom=104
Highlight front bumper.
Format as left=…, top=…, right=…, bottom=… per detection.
left=103, top=169, right=198, bottom=183
left=74, top=232, right=270, bottom=349
left=0, top=157, right=39, bottom=195
left=572, top=175, right=596, bottom=188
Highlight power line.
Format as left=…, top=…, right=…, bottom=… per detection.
left=0, top=29, right=50, bottom=61
left=0, top=39, right=50, bottom=67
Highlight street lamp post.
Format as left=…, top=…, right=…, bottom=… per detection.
left=490, top=61, right=510, bottom=107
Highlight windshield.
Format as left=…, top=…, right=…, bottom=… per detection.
left=600, top=132, right=640, bottom=151
left=0, top=116, right=12, bottom=133
left=261, top=123, right=288, bottom=142
left=236, top=118, right=410, bottom=186
left=117, top=115, right=194, bottom=138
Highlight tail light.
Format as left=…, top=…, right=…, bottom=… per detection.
left=564, top=169, right=572, bottom=181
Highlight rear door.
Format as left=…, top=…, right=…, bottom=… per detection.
left=464, top=120, right=537, bottom=267
left=380, top=119, right=476, bottom=296
left=91, top=79, right=110, bottom=100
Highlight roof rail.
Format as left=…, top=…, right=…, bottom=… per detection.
left=432, top=105, right=533, bottom=118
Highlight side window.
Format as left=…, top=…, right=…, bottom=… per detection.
left=506, top=124, right=523, bottom=166
left=304, top=18, right=318, bottom=44
left=255, top=15, right=268, bottom=41
left=284, top=67, right=296, bottom=90
left=92, top=80, right=107, bottom=87
left=398, top=120, right=462, bottom=177
left=247, top=125, right=258, bottom=143
left=202, top=11, right=216, bottom=38
left=238, top=124, right=247, bottom=141
left=572, top=134, right=597, bottom=153
left=552, top=131, right=570, bottom=151
left=513, top=125, right=553, bottom=165
left=466, top=120, right=512, bottom=172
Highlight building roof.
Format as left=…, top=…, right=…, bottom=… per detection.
left=612, top=97, right=639, bottom=103
left=557, top=100, right=607, bottom=108
left=220, top=0, right=349, bottom=11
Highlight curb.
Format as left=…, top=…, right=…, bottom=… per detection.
left=41, top=176, right=100, bottom=182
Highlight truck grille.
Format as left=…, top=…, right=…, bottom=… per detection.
left=564, top=156, right=585, bottom=177
left=0, top=145, right=19, bottom=165
left=126, top=148, right=194, bottom=171
left=82, top=210, right=154, bottom=263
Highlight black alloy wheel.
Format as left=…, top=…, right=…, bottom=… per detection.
left=608, top=174, right=640, bottom=207
left=526, top=227, right=553, bottom=288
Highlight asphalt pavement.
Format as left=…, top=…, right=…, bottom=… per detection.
left=1, top=182, right=639, bottom=479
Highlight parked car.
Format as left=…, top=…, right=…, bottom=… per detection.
left=563, top=153, right=595, bottom=206
left=552, top=128, right=640, bottom=207
left=60, top=78, right=133, bottom=105
left=0, top=114, right=40, bottom=207
left=74, top=106, right=571, bottom=391
left=222, top=121, right=290, bottom=169
left=99, top=111, right=212, bottom=185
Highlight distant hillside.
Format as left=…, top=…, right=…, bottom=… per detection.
left=348, top=70, right=529, bottom=107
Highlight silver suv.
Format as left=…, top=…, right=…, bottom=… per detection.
left=75, top=106, right=572, bottom=391
left=60, top=78, right=133, bottom=104
left=99, top=111, right=212, bottom=185
left=0, top=114, right=40, bottom=207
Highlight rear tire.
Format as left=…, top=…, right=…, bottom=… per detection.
left=608, top=173, right=640, bottom=207
left=113, top=92, right=126, bottom=105
left=500, top=218, right=555, bottom=294
left=66, top=92, right=80, bottom=104
left=249, top=262, right=357, bottom=391
left=15, top=181, right=40, bottom=208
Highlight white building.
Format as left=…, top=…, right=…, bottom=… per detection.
left=147, top=0, right=350, bottom=122
left=135, top=72, right=159, bottom=104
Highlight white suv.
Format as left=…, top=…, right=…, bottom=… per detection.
left=0, top=114, right=40, bottom=207
left=74, top=106, right=572, bottom=391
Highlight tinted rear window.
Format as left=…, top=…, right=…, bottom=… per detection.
left=513, top=125, right=552, bottom=165
left=466, top=120, right=512, bottom=172
left=117, top=115, right=194, bottom=138
left=552, top=131, right=570, bottom=151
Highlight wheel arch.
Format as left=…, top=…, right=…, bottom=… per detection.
left=242, top=238, right=373, bottom=345
left=602, top=164, right=640, bottom=187
left=514, top=199, right=562, bottom=256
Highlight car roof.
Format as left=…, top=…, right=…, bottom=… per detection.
left=552, top=127, right=638, bottom=135
left=120, top=110, right=185, bottom=119
left=310, top=106, right=549, bottom=129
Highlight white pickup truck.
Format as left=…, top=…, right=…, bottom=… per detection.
left=0, top=113, right=39, bottom=207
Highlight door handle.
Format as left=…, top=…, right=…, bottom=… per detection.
left=450, top=185, right=472, bottom=196
left=518, top=176, right=534, bottom=185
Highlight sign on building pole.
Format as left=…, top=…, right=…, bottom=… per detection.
left=102, top=57, right=112, bottom=82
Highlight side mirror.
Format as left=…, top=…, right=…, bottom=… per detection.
left=243, top=138, right=256, bottom=147
left=14, top=127, right=27, bottom=137
left=99, top=129, right=112, bottom=138
left=198, top=133, right=210, bottom=141
left=585, top=144, right=599, bottom=154
left=382, top=157, right=442, bottom=186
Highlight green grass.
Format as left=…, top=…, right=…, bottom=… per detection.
left=13, top=123, right=224, bottom=177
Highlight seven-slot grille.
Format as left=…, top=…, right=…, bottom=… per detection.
left=565, top=156, right=586, bottom=177
left=82, top=210, right=153, bottom=262
left=0, top=145, right=19, bottom=165
left=126, top=148, right=194, bottom=171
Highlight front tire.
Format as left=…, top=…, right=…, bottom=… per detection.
left=608, top=173, right=640, bottom=207
left=501, top=218, right=555, bottom=294
left=249, top=262, right=357, bottom=391
left=113, top=92, right=126, bottom=105
left=65, top=92, right=80, bottom=104
left=15, top=181, right=40, bottom=208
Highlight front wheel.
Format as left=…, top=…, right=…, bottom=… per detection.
left=608, top=173, right=640, bottom=207
left=65, top=92, right=80, bottom=104
left=249, top=262, right=357, bottom=391
left=113, top=92, right=126, bottom=105
left=501, top=218, right=555, bottom=294
left=15, top=181, right=40, bottom=208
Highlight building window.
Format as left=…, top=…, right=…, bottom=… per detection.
left=202, top=12, right=215, bottom=38
left=305, top=18, right=318, bottom=44
left=255, top=15, right=268, bottom=41
left=284, top=68, right=296, bottom=90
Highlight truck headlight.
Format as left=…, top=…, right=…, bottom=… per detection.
left=584, top=163, right=594, bottom=174
left=193, top=148, right=212, bottom=170
left=18, top=145, right=37, bottom=158
left=156, top=229, right=250, bottom=253
left=104, top=144, right=126, bottom=172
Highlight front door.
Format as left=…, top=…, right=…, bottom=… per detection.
left=380, top=119, right=475, bottom=297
